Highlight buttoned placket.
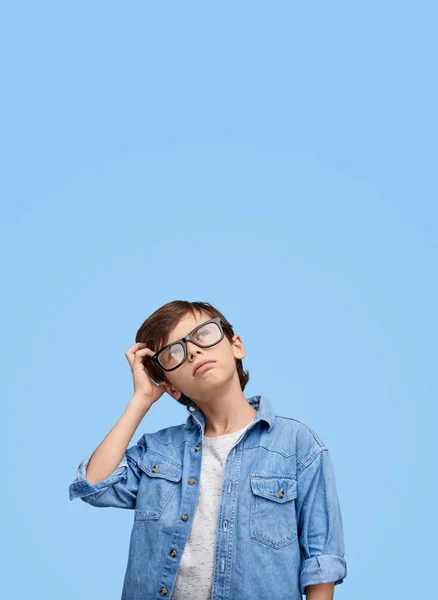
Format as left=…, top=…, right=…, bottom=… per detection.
left=158, top=440, right=203, bottom=597
left=210, top=439, right=243, bottom=600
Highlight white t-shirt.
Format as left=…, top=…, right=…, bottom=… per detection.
left=171, top=420, right=253, bottom=599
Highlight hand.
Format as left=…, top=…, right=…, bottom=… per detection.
left=125, top=342, right=169, bottom=405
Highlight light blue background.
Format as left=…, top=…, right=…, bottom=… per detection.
left=2, top=2, right=436, bottom=598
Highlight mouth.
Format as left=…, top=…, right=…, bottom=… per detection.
left=193, top=360, right=215, bottom=375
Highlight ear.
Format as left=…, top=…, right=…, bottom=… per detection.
left=164, top=382, right=183, bottom=401
left=231, top=334, right=246, bottom=360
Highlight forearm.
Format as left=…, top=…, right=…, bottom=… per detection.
left=86, top=395, right=152, bottom=485
left=305, top=582, right=335, bottom=600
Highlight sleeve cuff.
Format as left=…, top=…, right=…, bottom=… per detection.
left=69, top=453, right=128, bottom=501
left=300, top=554, right=347, bottom=595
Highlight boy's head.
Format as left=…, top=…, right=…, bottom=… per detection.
left=136, top=300, right=249, bottom=412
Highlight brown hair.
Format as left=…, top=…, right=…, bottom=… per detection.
left=135, top=300, right=250, bottom=412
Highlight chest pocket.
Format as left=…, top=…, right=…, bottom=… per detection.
left=249, top=474, right=298, bottom=549
left=134, top=452, right=182, bottom=520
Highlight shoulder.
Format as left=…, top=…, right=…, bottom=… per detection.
left=275, top=415, right=328, bottom=471
left=135, top=422, right=187, bottom=448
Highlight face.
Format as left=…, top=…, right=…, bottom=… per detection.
left=159, top=311, right=246, bottom=402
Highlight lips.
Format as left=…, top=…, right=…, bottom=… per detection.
left=193, top=360, right=215, bottom=375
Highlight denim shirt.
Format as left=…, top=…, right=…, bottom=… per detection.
left=69, top=395, right=347, bottom=599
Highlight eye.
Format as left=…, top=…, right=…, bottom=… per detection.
left=169, top=345, right=183, bottom=358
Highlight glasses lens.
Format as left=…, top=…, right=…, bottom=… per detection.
left=194, top=321, right=222, bottom=347
left=158, top=341, right=185, bottom=370
left=158, top=322, right=222, bottom=370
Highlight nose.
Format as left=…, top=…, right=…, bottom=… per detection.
left=186, top=341, right=203, bottom=359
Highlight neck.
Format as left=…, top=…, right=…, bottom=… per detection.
left=196, top=389, right=257, bottom=437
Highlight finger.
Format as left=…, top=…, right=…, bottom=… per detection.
left=125, top=344, right=152, bottom=364
left=125, top=342, right=146, bottom=356
left=135, top=348, right=155, bottom=360
left=132, top=347, right=155, bottom=368
left=133, top=348, right=152, bottom=359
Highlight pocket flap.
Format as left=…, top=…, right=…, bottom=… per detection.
left=250, top=474, right=297, bottom=503
left=138, top=452, right=183, bottom=482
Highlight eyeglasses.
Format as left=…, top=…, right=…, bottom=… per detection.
left=151, top=316, right=227, bottom=372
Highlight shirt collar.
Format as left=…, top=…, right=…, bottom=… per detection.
left=184, top=394, right=275, bottom=434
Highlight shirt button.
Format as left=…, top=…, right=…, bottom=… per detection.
left=181, top=513, right=189, bottom=521
left=169, top=550, right=177, bottom=557
left=159, top=587, right=168, bottom=595
left=152, top=465, right=159, bottom=472
left=188, top=477, right=196, bottom=485
left=195, top=445, right=201, bottom=451
left=277, top=489, right=285, bottom=498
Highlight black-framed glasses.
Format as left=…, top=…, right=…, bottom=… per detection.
left=151, top=316, right=227, bottom=372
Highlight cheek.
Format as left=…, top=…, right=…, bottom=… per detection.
left=220, top=351, right=238, bottom=371
left=164, top=372, right=179, bottom=388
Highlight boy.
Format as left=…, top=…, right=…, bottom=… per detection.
left=69, top=300, right=347, bottom=599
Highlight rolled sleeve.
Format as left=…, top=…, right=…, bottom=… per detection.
left=296, top=432, right=347, bottom=595
left=300, top=554, right=347, bottom=594
left=68, top=435, right=146, bottom=509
